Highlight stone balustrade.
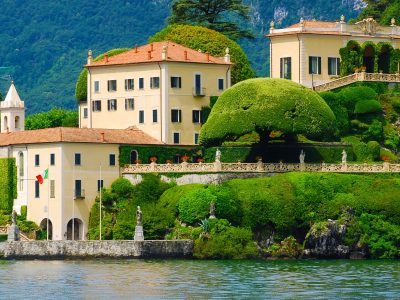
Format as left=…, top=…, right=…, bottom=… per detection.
left=123, top=161, right=399, bottom=174
left=0, top=226, right=8, bottom=235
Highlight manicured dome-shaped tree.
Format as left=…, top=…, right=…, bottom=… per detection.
left=148, top=24, right=254, bottom=84
left=199, top=78, right=337, bottom=146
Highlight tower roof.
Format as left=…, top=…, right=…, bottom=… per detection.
left=1, top=81, right=24, bottom=109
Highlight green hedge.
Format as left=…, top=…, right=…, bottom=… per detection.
left=204, top=144, right=354, bottom=163
left=0, top=158, right=17, bottom=213
left=354, top=100, right=382, bottom=114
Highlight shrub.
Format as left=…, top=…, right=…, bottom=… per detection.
left=380, top=148, right=398, bottom=162
left=178, top=188, right=216, bottom=224
left=366, top=141, right=381, bottom=160
left=383, top=125, right=400, bottom=150
left=20, top=205, right=27, bottom=220
left=111, top=178, right=134, bottom=200
left=363, top=120, right=384, bottom=142
left=354, top=100, right=382, bottom=114
left=337, top=86, right=378, bottom=112
left=25, top=108, right=78, bottom=129
left=149, top=24, right=254, bottom=85
left=133, top=174, right=172, bottom=204
left=200, top=78, right=337, bottom=146
left=0, top=158, right=17, bottom=213
left=320, top=91, right=349, bottom=135
left=391, top=96, right=400, bottom=113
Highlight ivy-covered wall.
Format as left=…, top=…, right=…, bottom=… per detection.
left=0, top=158, right=17, bottom=213
left=119, top=145, right=201, bottom=166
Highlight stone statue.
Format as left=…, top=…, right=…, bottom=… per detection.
left=12, top=210, right=17, bottom=225
left=8, top=210, right=20, bottom=241
left=136, top=206, right=142, bottom=226
left=209, top=201, right=216, bottom=219
left=342, top=150, right=347, bottom=164
left=215, top=148, right=221, bottom=162
left=299, top=149, right=305, bottom=164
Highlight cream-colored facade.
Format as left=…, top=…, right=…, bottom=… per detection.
left=80, top=42, right=232, bottom=145
left=268, top=17, right=400, bottom=87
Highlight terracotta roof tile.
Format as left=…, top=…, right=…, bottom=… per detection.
left=87, top=41, right=231, bottom=67
left=0, top=127, right=163, bottom=146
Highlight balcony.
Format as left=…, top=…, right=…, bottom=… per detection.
left=74, top=189, right=85, bottom=200
left=192, top=87, right=206, bottom=97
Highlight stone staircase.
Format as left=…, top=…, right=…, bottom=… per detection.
left=313, top=72, right=400, bottom=92
left=0, top=225, right=33, bottom=241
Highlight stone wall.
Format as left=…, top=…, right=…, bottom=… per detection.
left=124, top=172, right=275, bottom=185
left=0, top=240, right=193, bottom=259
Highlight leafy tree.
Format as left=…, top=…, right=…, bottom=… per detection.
left=167, top=0, right=253, bottom=40
left=358, top=0, right=395, bottom=24
left=199, top=78, right=337, bottom=146
left=25, top=108, right=78, bottom=130
left=149, top=24, right=254, bottom=84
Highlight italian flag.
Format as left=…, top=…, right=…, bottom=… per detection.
left=36, top=168, right=48, bottom=184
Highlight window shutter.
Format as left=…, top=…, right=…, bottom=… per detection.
left=179, top=110, right=182, bottom=123
left=280, top=58, right=283, bottom=78
left=179, top=77, right=182, bottom=88
left=337, top=58, right=341, bottom=75
left=328, top=58, right=332, bottom=75
left=309, top=57, right=312, bottom=74
left=318, top=57, right=321, bottom=74
left=192, top=110, right=195, bottom=123
left=287, top=58, right=292, bottom=79
left=125, top=80, right=127, bottom=90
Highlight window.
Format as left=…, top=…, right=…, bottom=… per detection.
left=192, top=110, right=201, bottom=124
left=171, top=76, right=182, bottom=88
left=139, top=78, right=144, bottom=89
left=107, top=99, right=117, bottom=111
left=92, top=100, right=101, bottom=112
left=125, top=79, right=134, bottom=90
left=83, top=108, right=88, bottom=119
left=194, top=74, right=202, bottom=95
left=35, top=154, right=40, bottom=166
left=94, top=81, right=100, bottom=93
left=35, top=181, right=40, bottom=198
left=139, top=110, right=144, bottom=124
left=75, top=180, right=82, bottom=198
left=50, top=180, right=55, bottom=198
left=109, top=154, right=116, bottom=166
left=218, top=78, right=224, bottom=91
left=75, top=153, right=81, bottom=166
left=309, top=56, right=322, bottom=75
left=97, top=180, right=104, bottom=192
left=50, top=153, right=55, bottom=166
left=107, top=80, right=117, bottom=92
left=194, top=133, right=199, bottom=145
left=152, top=109, right=158, bottom=123
left=280, top=57, right=292, bottom=79
left=125, top=98, right=134, bottom=111
left=328, top=57, right=341, bottom=76
left=171, top=109, right=182, bottom=123
left=150, top=77, right=160, bottom=89
left=173, top=132, right=180, bottom=144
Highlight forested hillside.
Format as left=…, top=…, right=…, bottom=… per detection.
left=0, top=0, right=362, bottom=114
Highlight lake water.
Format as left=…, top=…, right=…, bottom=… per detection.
left=0, top=259, right=399, bottom=299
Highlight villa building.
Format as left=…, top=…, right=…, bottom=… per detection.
left=0, top=83, right=162, bottom=240
left=80, top=41, right=232, bottom=145
left=268, top=16, right=400, bottom=88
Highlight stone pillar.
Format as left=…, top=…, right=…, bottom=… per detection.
left=300, top=163, right=306, bottom=172
left=134, top=206, right=144, bottom=241
left=213, top=161, right=222, bottom=172
left=383, top=161, right=390, bottom=172
left=8, top=211, right=20, bottom=241
left=257, top=159, right=264, bottom=172
left=341, top=162, right=348, bottom=172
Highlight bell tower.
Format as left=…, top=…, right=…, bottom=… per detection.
left=0, top=81, right=25, bottom=133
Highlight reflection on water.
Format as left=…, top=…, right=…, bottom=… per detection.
left=0, top=259, right=399, bottom=299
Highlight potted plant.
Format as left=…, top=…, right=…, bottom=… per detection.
left=149, top=156, right=157, bottom=163
left=181, top=155, right=190, bottom=162
left=165, top=159, right=173, bottom=164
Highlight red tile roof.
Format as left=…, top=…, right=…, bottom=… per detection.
left=87, top=41, right=231, bottom=67
left=287, top=20, right=338, bottom=28
left=0, top=127, right=163, bottom=146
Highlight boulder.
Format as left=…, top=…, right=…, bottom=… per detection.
left=302, top=220, right=349, bottom=259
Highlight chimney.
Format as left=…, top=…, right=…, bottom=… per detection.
left=206, top=52, right=210, bottom=62
left=162, top=45, right=168, bottom=60
left=150, top=43, right=154, bottom=51
left=184, top=50, right=188, bottom=60
left=224, top=48, right=230, bottom=63
left=135, top=45, right=138, bottom=53
left=148, top=51, right=152, bottom=60
left=104, top=53, right=109, bottom=63
left=100, top=132, right=105, bottom=142
left=87, top=50, right=93, bottom=65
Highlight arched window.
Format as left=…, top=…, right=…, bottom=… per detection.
left=15, top=116, right=20, bottom=130
left=3, top=116, right=8, bottom=132
left=130, top=150, right=138, bottom=164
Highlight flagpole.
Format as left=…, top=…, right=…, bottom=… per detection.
left=47, top=165, right=50, bottom=241
left=99, top=164, right=102, bottom=241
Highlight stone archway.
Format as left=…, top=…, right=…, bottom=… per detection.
left=40, top=218, right=53, bottom=240
left=66, top=218, right=83, bottom=240
left=378, top=44, right=392, bottom=73
left=363, top=44, right=375, bottom=73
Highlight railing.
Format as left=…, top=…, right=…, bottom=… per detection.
left=123, top=161, right=400, bottom=174
left=74, top=189, right=85, bottom=200
left=192, top=87, right=206, bottom=97
left=313, top=72, right=400, bottom=92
